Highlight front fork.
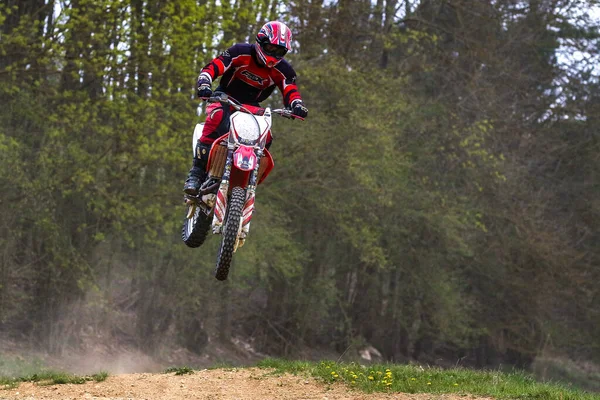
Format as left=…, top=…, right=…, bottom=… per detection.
left=239, top=150, right=262, bottom=247
left=212, top=146, right=233, bottom=234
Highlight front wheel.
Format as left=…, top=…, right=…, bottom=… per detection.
left=214, top=186, right=245, bottom=280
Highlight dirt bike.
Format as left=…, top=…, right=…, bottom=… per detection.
left=182, top=92, right=303, bottom=280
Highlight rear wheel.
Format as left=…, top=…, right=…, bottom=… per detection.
left=182, top=203, right=211, bottom=248
left=214, top=186, right=245, bottom=280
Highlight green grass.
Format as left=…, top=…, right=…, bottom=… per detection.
left=0, top=370, right=108, bottom=389
left=164, top=366, right=195, bottom=375
left=257, top=358, right=600, bottom=400
left=0, top=356, right=108, bottom=389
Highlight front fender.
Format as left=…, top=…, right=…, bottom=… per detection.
left=233, top=145, right=257, bottom=171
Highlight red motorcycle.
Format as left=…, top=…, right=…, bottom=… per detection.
left=182, top=93, right=303, bottom=280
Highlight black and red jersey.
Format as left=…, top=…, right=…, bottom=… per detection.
left=200, top=43, right=302, bottom=107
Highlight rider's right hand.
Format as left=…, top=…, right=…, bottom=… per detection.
left=197, top=75, right=213, bottom=99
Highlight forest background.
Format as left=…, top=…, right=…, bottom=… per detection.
left=1, top=0, right=599, bottom=391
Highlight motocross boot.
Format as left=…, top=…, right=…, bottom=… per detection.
left=183, top=142, right=211, bottom=195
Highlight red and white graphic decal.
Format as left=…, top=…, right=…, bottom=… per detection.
left=214, top=188, right=227, bottom=224
left=242, top=194, right=255, bottom=227
left=233, top=145, right=257, bottom=171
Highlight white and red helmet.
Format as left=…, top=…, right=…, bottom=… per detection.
left=255, top=21, right=292, bottom=68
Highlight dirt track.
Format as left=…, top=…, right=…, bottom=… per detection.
left=0, top=368, right=494, bottom=400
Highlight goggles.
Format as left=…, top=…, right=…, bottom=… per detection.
left=261, top=42, right=288, bottom=58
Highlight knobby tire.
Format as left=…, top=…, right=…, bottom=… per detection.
left=214, top=186, right=245, bottom=281
left=182, top=203, right=211, bottom=248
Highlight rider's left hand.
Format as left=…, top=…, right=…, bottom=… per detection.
left=291, top=100, right=308, bottom=118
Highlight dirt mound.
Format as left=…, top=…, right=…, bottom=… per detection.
left=2, top=368, right=494, bottom=400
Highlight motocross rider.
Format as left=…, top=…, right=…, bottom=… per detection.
left=183, top=21, right=309, bottom=195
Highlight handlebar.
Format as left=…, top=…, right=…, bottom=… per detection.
left=271, top=108, right=305, bottom=121
left=205, top=92, right=241, bottom=109
left=202, top=92, right=304, bottom=121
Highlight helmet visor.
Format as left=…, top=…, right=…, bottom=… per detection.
left=262, top=43, right=288, bottom=58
